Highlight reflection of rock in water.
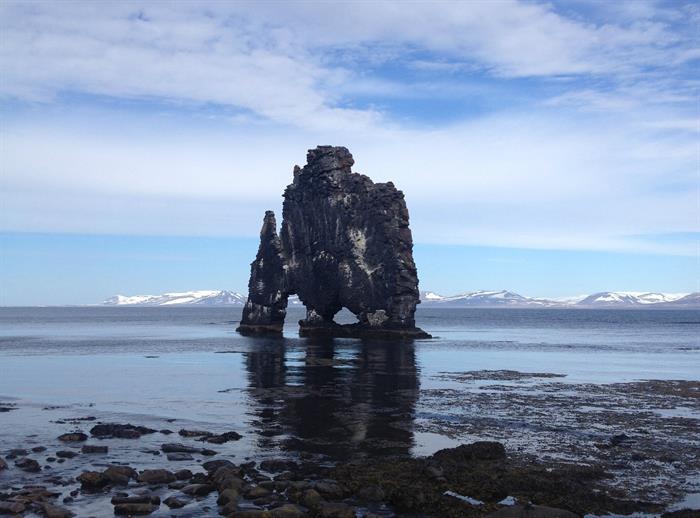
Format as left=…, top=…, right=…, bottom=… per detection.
left=244, top=338, right=418, bottom=460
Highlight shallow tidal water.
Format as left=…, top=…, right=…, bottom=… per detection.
left=0, top=306, right=699, bottom=516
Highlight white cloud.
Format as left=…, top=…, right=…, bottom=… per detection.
left=2, top=106, right=697, bottom=254
left=0, top=0, right=696, bottom=127
left=0, top=1, right=697, bottom=255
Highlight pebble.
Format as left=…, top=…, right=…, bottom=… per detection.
left=113, top=502, right=158, bottom=515
left=181, top=483, right=215, bottom=496
left=166, top=452, right=194, bottom=461
left=0, top=501, right=26, bottom=514
left=174, top=468, right=192, bottom=480
left=82, top=444, right=108, bottom=454
left=137, top=469, right=176, bottom=484
left=317, top=502, right=355, bottom=518
left=15, top=457, right=41, bottom=473
left=57, top=432, right=87, bottom=442
left=163, top=496, right=186, bottom=509
left=56, top=450, right=78, bottom=459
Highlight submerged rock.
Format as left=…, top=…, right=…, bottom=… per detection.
left=90, top=423, right=156, bottom=439
left=14, top=457, right=41, bottom=473
left=161, top=443, right=201, bottom=454
left=56, top=450, right=78, bottom=459
left=486, top=504, right=579, bottom=518
left=432, top=441, right=506, bottom=463
left=113, top=502, right=158, bottom=515
left=177, top=429, right=210, bottom=437
left=103, top=465, right=138, bottom=485
left=198, top=430, right=242, bottom=444
left=163, top=496, right=186, bottom=509
left=39, top=502, right=74, bottom=518
left=81, top=444, right=108, bottom=454
left=57, top=432, right=87, bottom=442
left=0, top=501, right=26, bottom=514
left=5, top=448, right=28, bottom=459
left=77, top=470, right=109, bottom=490
left=137, top=469, right=176, bottom=485
left=166, top=452, right=193, bottom=461
left=238, top=146, right=429, bottom=339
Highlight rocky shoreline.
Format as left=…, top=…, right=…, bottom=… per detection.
left=1, top=417, right=697, bottom=517
left=1, top=361, right=699, bottom=518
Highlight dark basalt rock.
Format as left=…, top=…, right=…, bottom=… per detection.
left=238, top=146, right=430, bottom=339
left=90, top=423, right=156, bottom=439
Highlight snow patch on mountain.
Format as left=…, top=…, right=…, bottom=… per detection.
left=103, top=290, right=697, bottom=307
left=420, top=290, right=695, bottom=307
left=103, top=290, right=247, bottom=306
left=577, top=292, right=689, bottom=306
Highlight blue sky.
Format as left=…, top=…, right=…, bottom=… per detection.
left=0, top=1, right=698, bottom=305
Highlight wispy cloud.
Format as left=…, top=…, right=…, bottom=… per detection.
left=0, top=0, right=697, bottom=256
left=1, top=1, right=697, bottom=124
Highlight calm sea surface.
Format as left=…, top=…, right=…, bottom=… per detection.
left=0, top=306, right=698, bottom=460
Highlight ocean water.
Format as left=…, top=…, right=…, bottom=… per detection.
left=0, top=306, right=698, bottom=460
left=1, top=306, right=697, bottom=445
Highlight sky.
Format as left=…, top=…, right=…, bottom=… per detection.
left=0, top=0, right=698, bottom=305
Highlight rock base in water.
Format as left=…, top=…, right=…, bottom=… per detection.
left=236, top=322, right=284, bottom=336
left=298, top=320, right=431, bottom=339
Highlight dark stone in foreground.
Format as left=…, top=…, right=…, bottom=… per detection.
left=198, top=431, right=242, bottom=444
left=163, top=496, right=186, bottom=509
left=0, top=501, right=26, bottom=514
left=161, top=443, right=201, bottom=454
left=137, top=469, right=176, bottom=485
left=77, top=470, right=109, bottom=490
left=5, top=448, right=28, bottom=459
left=113, top=502, right=158, bottom=515
left=57, top=432, right=87, bottom=442
left=90, top=423, right=157, bottom=439
left=178, top=429, right=210, bottom=437
left=56, top=450, right=78, bottom=459
left=82, top=445, right=108, bottom=454
left=103, top=465, right=137, bottom=485
left=432, top=441, right=506, bottom=463
left=14, top=457, right=41, bottom=473
left=487, top=505, right=579, bottom=518
left=5, top=437, right=674, bottom=518
left=238, top=146, right=430, bottom=339
left=166, top=452, right=193, bottom=461
left=327, top=440, right=662, bottom=517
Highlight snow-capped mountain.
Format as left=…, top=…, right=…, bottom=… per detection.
left=420, top=290, right=697, bottom=308
left=102, top=290, right=305, bottom=306
left=419, top=290, right=557, bottom=307
left=577, top=292, right=689, bottom=306
left=102, top=289, right=698, bottom=307
left=103, top=290, right=247, bottom=306
left=672, top=293, right=700, bottom=306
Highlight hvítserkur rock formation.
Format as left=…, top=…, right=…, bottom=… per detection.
left=237, top=146, right=430, bottom=339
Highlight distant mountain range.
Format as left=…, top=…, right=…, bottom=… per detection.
left=420, top=290, right=697, bottom=307
left=102, top=289, right=699, bottom=308
left=103, top=290, right=248, bottom=306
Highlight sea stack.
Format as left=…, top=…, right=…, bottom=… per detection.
left=237, top=146, right=430, bottom=339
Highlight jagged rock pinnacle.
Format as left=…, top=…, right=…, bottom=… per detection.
left=237, top=146, right=430, bottom=339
